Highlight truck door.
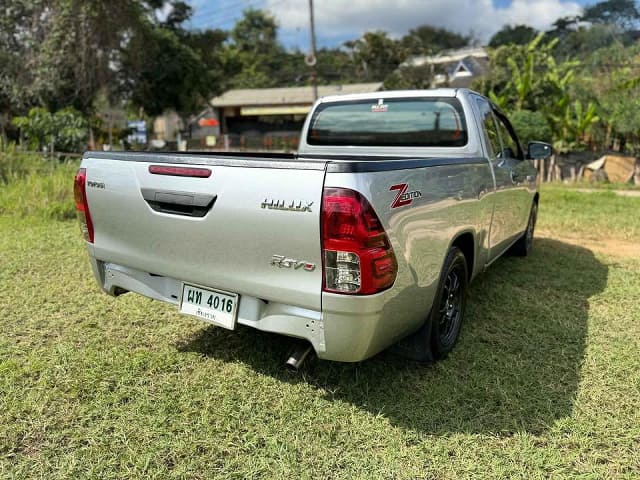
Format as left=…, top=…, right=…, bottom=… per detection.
left=473, top=97, right=520, bottom=260
left=492, top=109, right=535, bottom=236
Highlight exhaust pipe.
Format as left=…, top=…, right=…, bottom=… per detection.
left=285, top=342, right=313, bottom=371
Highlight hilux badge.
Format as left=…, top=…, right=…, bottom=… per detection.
left=261, top=199, right=313, bottom=212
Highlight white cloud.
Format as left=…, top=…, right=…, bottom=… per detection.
left=266, top=0, right=583, bottom=45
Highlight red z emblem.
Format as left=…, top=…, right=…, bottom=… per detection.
left=390, top=183, right=422, bottom=209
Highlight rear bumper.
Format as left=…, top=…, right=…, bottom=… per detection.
left=90, top=258, right=406, bottom=362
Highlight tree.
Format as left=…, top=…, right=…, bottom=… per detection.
left=551, top=23, right=626, bottom=59
left=231, top=8, right=279, bottom=55
left=0, top=0, right=156, bottom=115
left=509, top=110, right=552, bottom=146
left=489, top=25, right=538, bottom=47
left=476, top=34, right=594, bottom=152
left=0, top=0, right=215, bottom=119
left=581, top=0, right=640, bottom=30
left=121, top=26, right=210, bottom=116
left=575, top=41, right=640, bottom=152
left=479, top=34, right=577, bottom=113
left=344, top=31, right=407, bottom=81
left=219, top=9, right=288, bottom=88
left=163, top=1, right=193, bottom=30
left=315, top=48, right=359, bottom=85
left=180, top=28, right=229, bottom=94
left=384, top=64, right=434, bottom=90
left=401, top=25, right=470, bottom=55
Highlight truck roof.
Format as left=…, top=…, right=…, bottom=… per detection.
left=316, top=88, right=477, bottom=104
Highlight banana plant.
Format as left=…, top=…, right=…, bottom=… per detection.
left=488, top=90, right=508, bottom=109
left=552, top=100, right=600, bottom=153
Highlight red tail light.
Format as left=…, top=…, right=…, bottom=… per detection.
left=74, top=168, right=94, bottom=243
left=321, top=187, right=397, bottom=295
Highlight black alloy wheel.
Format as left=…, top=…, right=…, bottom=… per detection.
left=430, top=247, right=468, bottom=358
left=436, top=266, right=464, bottom=346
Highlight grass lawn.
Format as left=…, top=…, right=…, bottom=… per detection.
left=539, top=186, right=640, bottom=242
left=1, top=181, right=639, bottom=478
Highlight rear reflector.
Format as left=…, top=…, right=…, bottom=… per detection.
left=148, top=165, right=212, bottom=178
left=74, top=168, right=94, bottom=243
left=321, top=187, right=397, bottom=295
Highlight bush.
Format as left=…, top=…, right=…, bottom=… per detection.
left=0, top=144, right=54, bottom=185
left=0, top=146, right=79, bottom=220
left=12, top=107, right=88, bottom=153
left=510, top=109, right=552, bottom=146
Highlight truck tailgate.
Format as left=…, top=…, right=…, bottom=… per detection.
left=83, top=155, right=326, bottom=311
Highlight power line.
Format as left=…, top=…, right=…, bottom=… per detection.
left=190, top=0, right=291, bottom=29
left=192, top=0, right=255, bottom=19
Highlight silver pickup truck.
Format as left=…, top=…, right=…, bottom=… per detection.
left=74, top=88, right=552, bottom=366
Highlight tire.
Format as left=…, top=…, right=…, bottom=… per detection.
left=510, top=202, right=537, bottom=257
left=392, top=247, right=468, bottom=362
left=428, top=247, right=468, bottom=359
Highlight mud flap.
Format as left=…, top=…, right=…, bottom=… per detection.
left=389, top=315, right=435, bottom=363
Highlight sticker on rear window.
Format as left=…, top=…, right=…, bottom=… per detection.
left=371, top=99, right=388, bottom=112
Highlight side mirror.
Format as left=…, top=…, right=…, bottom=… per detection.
left=527, top=141, right=553, bottom=159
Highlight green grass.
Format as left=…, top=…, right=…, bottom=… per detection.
left=1, top=183, right=639, bottom=478
left=539, top=185, right=640, bottom=241
left=556, top=180, right=640, bottom=191
left=0, top=156, right=78, bottom=220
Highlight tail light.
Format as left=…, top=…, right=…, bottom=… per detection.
left=74, top=168, right=94, bottom=243
left=321, top=187, right=397, bottom=295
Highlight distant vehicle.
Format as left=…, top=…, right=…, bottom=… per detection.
left=75, top=89, right=552, bottom=366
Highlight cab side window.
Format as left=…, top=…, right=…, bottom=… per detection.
left=475, top=98, right=501, bottom=159
left=494, top=113, right=523, bottom=160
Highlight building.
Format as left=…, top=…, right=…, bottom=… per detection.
left=402, top=47, right=488, bottom=88
left=153, top=111, right=183, bottom=142
left=209, top=83, right=382, bottom=150
left=186, top=107, right=221, bottom=149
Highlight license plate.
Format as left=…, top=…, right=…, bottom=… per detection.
left=179, top=283, right=238, bottom=330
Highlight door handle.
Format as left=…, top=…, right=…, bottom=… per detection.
left=140, top=188, right=217, bottom=217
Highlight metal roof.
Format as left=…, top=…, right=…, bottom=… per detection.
left=403, top=47, right=488, bottom=68
left=318, top=88, right=460, bottom=104
left=210, top=83, right=383, bottom=107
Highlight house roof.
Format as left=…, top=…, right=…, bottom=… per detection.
left=447, top=56, right=488, bottom=77
left=210, top=83, right=383, bottom=107
left=403, top=47, right=488, bottom=68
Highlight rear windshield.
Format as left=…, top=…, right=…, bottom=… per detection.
left=307, top=97, right=468, bottom=147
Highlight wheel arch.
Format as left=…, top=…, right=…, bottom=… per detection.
left=450, top=230, right=475, bottom=281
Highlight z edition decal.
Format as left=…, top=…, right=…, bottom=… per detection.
left=390, top=183, right=422, bottom=209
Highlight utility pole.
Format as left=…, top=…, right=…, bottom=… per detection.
left=309, top=0, right=318, bottom=101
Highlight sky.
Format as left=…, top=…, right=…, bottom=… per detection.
left=187, top=0, right=593, bottom=49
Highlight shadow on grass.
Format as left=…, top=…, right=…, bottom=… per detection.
left=178, top=238, right=607, bottom=435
